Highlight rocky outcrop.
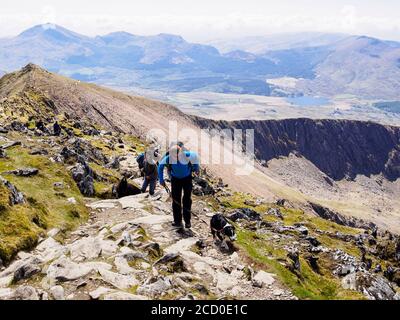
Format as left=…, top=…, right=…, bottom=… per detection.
left=0, top=176, right=25, bottom=205
left=71, top=161, right=95, bottom=197
left=341, top=271, right=396, bottom=300
left=309, top=202, right=376, bottom=230
left=228, top=208, right=261, bottom=222
left=192, top=177, right=215, bottom=196
left=60, top=138, right=108, bottom=165
left=4, top=168, right=39, bottom=177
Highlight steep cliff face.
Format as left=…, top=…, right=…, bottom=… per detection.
left=194, top=117, right=400, bottom=181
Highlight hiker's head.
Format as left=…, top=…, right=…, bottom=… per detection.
left=146, top=145, right=160, bottom=163
left=169, top=141, right=184, bottom=150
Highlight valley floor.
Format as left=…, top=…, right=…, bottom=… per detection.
left=126, top=90, right=400, bottom=126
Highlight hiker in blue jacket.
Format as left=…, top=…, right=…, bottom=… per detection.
left=158, top=145, right=199, bottom=229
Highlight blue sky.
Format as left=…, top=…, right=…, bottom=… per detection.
left=1, top=0, right=399, bottom=41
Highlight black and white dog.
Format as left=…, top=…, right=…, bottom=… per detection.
left=210, top=214, right=237, bottom=241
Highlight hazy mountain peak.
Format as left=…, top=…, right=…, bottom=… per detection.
left=17, top=23, right=86, bottom=43
left=154, top=33, right=186, bottom=43
left=18, top=23, right=58, bottom=36
left=99, top=31, right=139, bottom=45
left=354, top=35, right=383, bottom=46
left=224, top=50, right=258, bottom=62
left=334, top=35, right=390, bottom=52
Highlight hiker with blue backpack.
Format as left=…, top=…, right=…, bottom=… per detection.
left=158, top=144, right=199, bottom=229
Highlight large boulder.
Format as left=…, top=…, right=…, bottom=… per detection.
left=35, top=237, right=68, bottom=263
left=342, top=271, right=396, bottom=300
left=0, top=141, right=21, bottom=149
left=136, top=277, right=172, bottom=297
left=5, top=168, right=39, bottom=177
left=228, top=208, right=261, bottom=222
left=71, top=160, right=95, bottom=197
left=60, top=137, right=108, bottom=164
left=105, top=156, right=121, bottom=170
left=376, top=237, right=400, bottom=262
left=8, top=121, right=27, bottom=133
left=13, top=286, right=39, bottom=300
left=68, top=236, right=118, bottom=262
left=83, top=127, right=100, bottom=136
left=50, top=285, right=65, bottom=300
left=0, top=288, right=14, bottom=300
left=46, top=256, right=93, bottom=283
left=98, top=269, right=138, bottom=290
left=192, top=177, right=215, bottom=196
left=0, top=176, right=25, bottom=205
left=267, top=208, right=283, bottom=219
left=383, top=265, right=400, bottom=286
left=0, top=255, right=42, bottom=283
left=12, top=258, right=42, bottom=282
left=35, top=120, right=50, bottom=135
left=252, top=270, right=275, bottom=288
left=154, top=253, right=186, bottom=273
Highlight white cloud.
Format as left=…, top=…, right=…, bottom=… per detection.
left=0, top=1, right=400, bottom=42
left=41, top=5, right=57, bottom=24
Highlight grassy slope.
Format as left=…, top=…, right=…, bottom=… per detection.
left=0, top=145, right=88, bottom=262
left=0, top=122, right=145, bottom=263
left=218, top=191, right=374, bottom=300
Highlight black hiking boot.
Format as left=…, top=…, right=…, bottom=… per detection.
left=185, top=222, right=191, bottom=229
left=172, top=221, right=183, bottom=228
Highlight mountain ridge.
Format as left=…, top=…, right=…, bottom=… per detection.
left=1, top=24, right=400, bottom=98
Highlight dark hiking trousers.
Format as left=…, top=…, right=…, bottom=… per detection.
left=141, top=177, right=156, bottom=195
left=171, top=175, right=192, bottom=225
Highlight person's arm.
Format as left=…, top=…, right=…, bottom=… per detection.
left=190, top=152, right=200, bottom=173
left=158, top=156, right=168, bottom=185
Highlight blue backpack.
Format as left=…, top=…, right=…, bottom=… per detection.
left=136, top=153, right=145, bottom=169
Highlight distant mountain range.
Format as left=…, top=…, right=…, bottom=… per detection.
left=0, top=24, right=400, bottom=99
left=208, top=32, right=350, bottom=54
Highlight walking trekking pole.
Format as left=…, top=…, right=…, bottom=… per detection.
left=163, top=183, right=173, bottom=202
left=163, top=184, right=171, bottom=194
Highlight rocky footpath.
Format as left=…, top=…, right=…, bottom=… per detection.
left=0, top=190, right=294, bottom=300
